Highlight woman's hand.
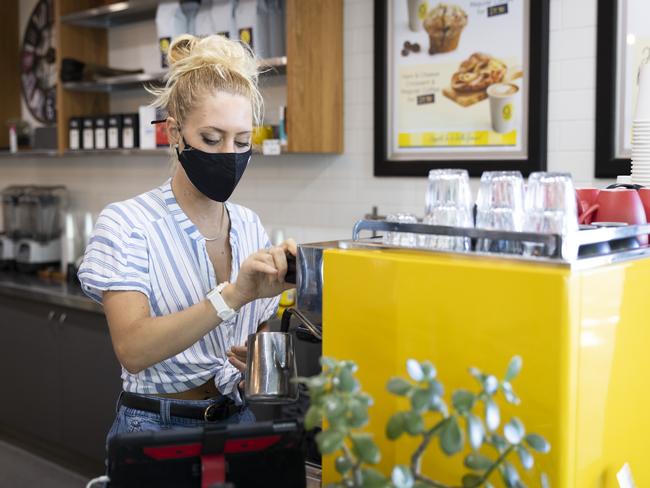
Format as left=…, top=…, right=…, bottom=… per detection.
left=225, top=239, right=297, bottom=309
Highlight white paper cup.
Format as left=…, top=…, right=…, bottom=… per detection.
left=407, top=0, right=428, bottom=32
left=635, top=66, right=650, bottom=120
left=488, top=83, right=519, bottom=134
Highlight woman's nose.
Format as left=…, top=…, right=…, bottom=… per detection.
left=223, top=139, right=236, bottom=153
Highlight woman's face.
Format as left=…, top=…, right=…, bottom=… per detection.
left=169, top=90, right=253, bottom=154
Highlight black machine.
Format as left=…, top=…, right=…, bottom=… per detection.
left=107, top=420, right=306, bottom=488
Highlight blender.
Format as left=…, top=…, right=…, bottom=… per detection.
left=0, top=187, right=24, bottom=269
left=13, top=186, right=67, bottom=272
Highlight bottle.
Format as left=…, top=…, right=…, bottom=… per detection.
left=9, top=125, right=17, bottom=154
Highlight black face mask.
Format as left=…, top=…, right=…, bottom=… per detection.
left=175, top=137, right=251, bottom=202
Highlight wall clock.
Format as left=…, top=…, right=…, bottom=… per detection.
left=21, top=0, right=56, bottom=125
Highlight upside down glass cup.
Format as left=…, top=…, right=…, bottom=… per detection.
left=383, top=212, right=418, bottom=248
left=523, top=172, right=579, bottom=257
left=424, top=169, right=473, bottom=251
left=475, top=171, right=525, bottom=253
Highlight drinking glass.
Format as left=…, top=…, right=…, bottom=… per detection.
left=383, top=212, right=418, bottom=248
left=423, top=169, right=473, bottom=251
left=523, top=172, right=578, bottom=256
left=475, top=171, right=525, bottom=253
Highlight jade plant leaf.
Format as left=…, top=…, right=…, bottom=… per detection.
left=406, top=359, right=424, bottom=382
left=524, top=434, right=550, bottom=453
left=462, top=473, right=483, bottom=488
left=516, top=445, right=534, bottom=470
left=387, top=377, right=412, bottom=396
left=504, top=417, right=525, bottom=445
left=485, top=398, right=500, bottom=432
left=324, top=396, right=346, bottom=420
left=484, top=375, right=499, bottom=395
left=348, top=397, right=369, bottom=428
left=403, top=411, right=425, bottom=436
left=540, top=472, right=550, bottom=488
left=316, top=430, right=345, bottom=455
left=440, top=417, right=464, bottom=455
left=335, top=455, right=352, bottom=474
left=350, top=433, right=381, bottom=465
left=505, top=356, right=523, bottom=382
left=391, top=465, right=414, bottom=488
left=465, top=453, right=493, bottom=471
left=411, top=388, right=431, bottom=412
left=501, top=381, right=520, bottom=405
left=304, top=406, right=322, bottom=431
left=420, top=361, right=437, bottom=379
left=361, top=467, right=389, bottom=488
left=337, top=367, right=358, bottom=393
left=466, top=414, right=485, bottom=450
left=386, top=412, right=405, bottom=440
left=452, top=389, right=476, bottom=414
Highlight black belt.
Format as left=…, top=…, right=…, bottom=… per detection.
left=120, top=392, right=242, bottom=422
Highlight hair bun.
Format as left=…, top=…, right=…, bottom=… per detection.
left=167, top=34, right=200, bottom=66
left=166, top=34, right=258, bottom=83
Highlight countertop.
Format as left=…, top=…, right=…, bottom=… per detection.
left=0, top=271, right=103, bottom=314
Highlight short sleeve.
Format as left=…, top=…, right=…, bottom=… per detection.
left=77, top=204, right=151, bottom=304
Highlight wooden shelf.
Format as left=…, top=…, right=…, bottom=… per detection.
left=0, top=149, right=168, bottom=159
left=64, top=148, right=169, bottom=156
left=0, top=149, right=59, bottom=158
left=59, top=1, right=160, bottom=28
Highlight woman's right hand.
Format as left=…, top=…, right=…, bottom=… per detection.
left=225, top=239, right=297, bottom=308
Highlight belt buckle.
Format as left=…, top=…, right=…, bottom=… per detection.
left=203, top=403, right=220, bottom=422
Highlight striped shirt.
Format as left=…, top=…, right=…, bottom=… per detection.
left=78, top=178, right=279, bottom=403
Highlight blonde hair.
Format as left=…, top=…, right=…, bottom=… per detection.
left=149, top=34, right=263, bottom=127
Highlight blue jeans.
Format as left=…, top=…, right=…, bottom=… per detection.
left=106, top=393, right=256, bottom=446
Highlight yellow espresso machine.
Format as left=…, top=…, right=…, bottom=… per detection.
left=296, top=220, right=650, bottom=487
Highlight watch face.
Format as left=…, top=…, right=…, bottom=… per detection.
left=21, top=0, right=56, bottom=124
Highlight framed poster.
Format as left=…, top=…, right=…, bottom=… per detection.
left=595, top=0, right=650, bottom=178
left=374, top=0, right=550, bottom=177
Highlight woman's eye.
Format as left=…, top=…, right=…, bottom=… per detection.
left=235, top=141, right=251, bottom=148
left=202, top=137, right=220, bottom=146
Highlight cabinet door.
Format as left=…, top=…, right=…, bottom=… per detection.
left=58, top=307, right=122, bottom=464
left=0, top=295, right=61, bottom=444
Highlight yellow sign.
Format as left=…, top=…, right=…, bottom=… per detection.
left=399, top=130, right=517, bottom=147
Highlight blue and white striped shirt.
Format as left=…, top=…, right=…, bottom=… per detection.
left=78, top=179, right=279, bottom=402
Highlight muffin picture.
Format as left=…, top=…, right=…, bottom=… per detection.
left=422, top=3, right=468, bottom=55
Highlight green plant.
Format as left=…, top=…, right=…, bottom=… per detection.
left=297, top=356, right=550, bottom=488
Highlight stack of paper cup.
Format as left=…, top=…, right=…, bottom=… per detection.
left=632, top=63, right=650, bottom=186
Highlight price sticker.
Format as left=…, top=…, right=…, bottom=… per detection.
left=262, top=139, right=281, bottom=156
left=487, top=4, right=508, bottom=17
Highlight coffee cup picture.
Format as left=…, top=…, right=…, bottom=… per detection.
left=407, top=0, right=428, bottom=32
left=487, top=82, right=519, bottom=134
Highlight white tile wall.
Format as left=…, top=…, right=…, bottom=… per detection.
left=3, top=0, right=614, bottom=243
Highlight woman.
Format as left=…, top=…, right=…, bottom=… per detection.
left=78, top=34, right=296, bottom=441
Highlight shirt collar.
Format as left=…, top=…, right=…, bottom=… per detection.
left=161, top=178, right=235, bottom=242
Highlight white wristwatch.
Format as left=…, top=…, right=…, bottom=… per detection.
left=207, top=282, right=237, bottom=321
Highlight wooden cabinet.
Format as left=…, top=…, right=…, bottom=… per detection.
left=52, top=0, right=343, bottom=154
left=0, top=294, right=121, bottom=473
left=287, top=0, right=343, bottom=153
